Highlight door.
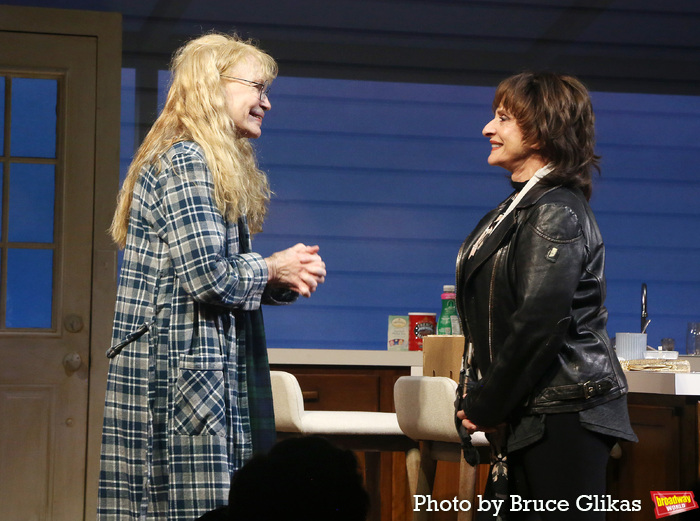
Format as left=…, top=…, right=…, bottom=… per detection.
left=0, top=31, right=96, bottom=520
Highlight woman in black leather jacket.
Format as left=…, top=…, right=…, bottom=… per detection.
left=455, top=72, right=636, bottom=520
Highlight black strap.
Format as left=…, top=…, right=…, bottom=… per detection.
left=540, top=378, right=613, bottom=401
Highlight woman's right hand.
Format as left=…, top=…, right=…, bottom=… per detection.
left=265, top=243, right=326, bottom=298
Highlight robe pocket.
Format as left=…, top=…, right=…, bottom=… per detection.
left=173, top=355, right=227, bottom=437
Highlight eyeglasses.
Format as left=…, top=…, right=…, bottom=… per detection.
left=220, top=75, right=271, bottom=101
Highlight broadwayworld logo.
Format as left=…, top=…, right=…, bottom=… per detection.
left=651, top=491, right=699, bottom=518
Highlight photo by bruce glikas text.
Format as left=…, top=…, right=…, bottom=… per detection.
left=413, top=494, right=642, bottom=516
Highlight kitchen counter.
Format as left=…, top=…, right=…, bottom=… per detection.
left=269, top=348, right=700, bottom=396
left=269, top=347, right=700, bottom=520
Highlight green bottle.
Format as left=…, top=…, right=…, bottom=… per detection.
left=437, top=285, right=461, bottom=335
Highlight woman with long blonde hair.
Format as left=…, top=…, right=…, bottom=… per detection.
left=98, top=33, right=326, bottom=521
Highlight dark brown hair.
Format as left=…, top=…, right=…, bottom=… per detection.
left=493, top=72, right=600, bottom=200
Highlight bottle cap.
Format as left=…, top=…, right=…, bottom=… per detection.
left=443, top=285, right=455, bottom=292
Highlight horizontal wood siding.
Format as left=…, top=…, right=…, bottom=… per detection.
left=119, top=66, right=700, bottom=352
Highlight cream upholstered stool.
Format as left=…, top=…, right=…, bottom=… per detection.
left=394, top=375, right=490, bottom=521
left=270, top=370, right=418, bottom=521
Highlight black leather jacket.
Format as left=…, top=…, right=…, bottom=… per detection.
left=456, top=183, right=628, bottom=428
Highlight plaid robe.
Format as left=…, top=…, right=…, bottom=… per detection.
left=98, top=141, right=291, bottom=520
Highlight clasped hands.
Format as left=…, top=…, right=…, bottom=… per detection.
left=456, top=395, right=503, bottom=434
left=265, top=243, right=326, bottom=298
left=456, top=409, right=498, bottom=435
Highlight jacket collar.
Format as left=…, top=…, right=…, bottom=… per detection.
left=514, top=181, right=555, bottom=210
left=457, top=182, right=559, bottom=286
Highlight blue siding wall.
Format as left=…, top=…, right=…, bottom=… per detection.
left=590, top=92, right=700, bottom=353
left=124, top=73, right=700, bottom=352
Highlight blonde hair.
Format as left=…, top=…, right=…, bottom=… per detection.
left=110, top=33, right=278, bottom=247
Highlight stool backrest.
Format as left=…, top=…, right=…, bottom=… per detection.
left=394, top=376, right=461, bottom=443
left=270, top=371, right=305, bottom=433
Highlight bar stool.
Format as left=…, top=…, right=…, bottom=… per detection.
left=270, top=370, right=418, bottom=521
left=394, top=375, right=490, bottom=521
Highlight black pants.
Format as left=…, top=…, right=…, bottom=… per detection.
left=506, top=413, right=615, bottom=521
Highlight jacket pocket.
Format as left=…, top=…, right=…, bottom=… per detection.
left=173, top=354, right=227, bottom=437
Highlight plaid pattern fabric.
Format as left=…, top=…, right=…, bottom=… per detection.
left=98, top=141, right=282, bottom=520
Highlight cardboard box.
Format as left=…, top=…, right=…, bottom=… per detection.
left=422, top=335, right=465, bottom=382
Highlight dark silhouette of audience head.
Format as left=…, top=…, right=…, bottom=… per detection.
left=198, top=435, right=370, bottom=521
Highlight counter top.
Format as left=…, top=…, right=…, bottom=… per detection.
left=268, top=348, right=423, bottom=369
left=625, top=370, right=700, bottom=396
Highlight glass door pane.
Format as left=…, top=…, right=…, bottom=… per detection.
left=1, top=76, right=59, bottom=330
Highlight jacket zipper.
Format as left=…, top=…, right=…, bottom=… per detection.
left=488, top=247, right=506, bottom=362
